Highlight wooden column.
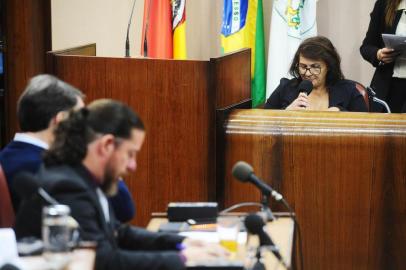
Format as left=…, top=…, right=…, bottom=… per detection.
left=3, top=0, right=51, bottom=142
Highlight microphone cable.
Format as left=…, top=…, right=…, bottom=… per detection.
left=219, top=202, right=263, bottom=215
left=280, top=198, right=304, bottom=270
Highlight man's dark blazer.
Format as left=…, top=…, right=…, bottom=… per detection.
left=15, top=164, right=185, bottom=270
left=264, top=78, right=368, bottom=112
left=360, top=0, right=403, bottom=100
left=0, top=140, right=135, bottom=222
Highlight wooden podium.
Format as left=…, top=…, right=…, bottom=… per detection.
left=46, top=45, right=251, bottom=227
left=219, top=109, right=406, bottom=270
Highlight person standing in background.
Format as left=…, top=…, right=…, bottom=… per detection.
left=360, top=0, right=406, bottom=113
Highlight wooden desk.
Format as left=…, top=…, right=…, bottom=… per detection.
left=219, top=109, right=406, bottom=270
left=20, top=249, right=95, bottom=270
left=148, top=215, right=294, bottom=270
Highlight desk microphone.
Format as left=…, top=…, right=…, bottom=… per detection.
left=232, top=161, right=283, bottom=201
left=14, top=172, right=58, bottom=205
left=125, top=0, right=137, bottom=57
left=0, top=264, right=21, bottom=270
left=298, top=80, right=313, bottom=95
left=14, top=172, right=80, bottom=239
left=244, top=214, right=286, bottom=267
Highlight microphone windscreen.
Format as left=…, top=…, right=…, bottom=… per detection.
left=0, top=264, right=21, bottom=270
left=298, top=80, right=313, bottom=95
left=244, top=213, right=266, bottom=235
left=13, top=172, right=40, bottom=199
left=232, top=161, right=253, bottom=182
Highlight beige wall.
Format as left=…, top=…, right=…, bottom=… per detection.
left=317, top=0, right=375, bottom=86
left=51, top=0, right=375, bottom=86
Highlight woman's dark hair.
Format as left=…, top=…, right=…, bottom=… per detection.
left=289, top=36, right=344, bottom=87
left=385, top=0, right=402, bottom=27
left=43, top=99, right=145, bottom=167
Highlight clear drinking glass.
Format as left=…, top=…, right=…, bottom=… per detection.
left=42, top=204, right=73, bottom=267
left=217, top=216, right=241, bottom=254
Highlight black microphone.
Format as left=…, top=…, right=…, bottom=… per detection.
left=244, top=214, right=285, bottom=265
left=14, top=172, right=81, bottom=240
left=298, top=79, right=313, bottom=95
left=13, top=172, right=58, bottom=205
left=125, top=0, right=137, bottom=57
left=232, top=161, right=283, bottom=201
left=0, top=264, right=21, bottom=270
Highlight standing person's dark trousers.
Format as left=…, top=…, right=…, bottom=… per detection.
left=387, top=78, right=406, bottom=113
left=360, top=0, right=406, bottom=113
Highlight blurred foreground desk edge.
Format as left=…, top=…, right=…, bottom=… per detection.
left=20, top=249, right=95, bottom=270
left=148, top=213, right=294, bottom=270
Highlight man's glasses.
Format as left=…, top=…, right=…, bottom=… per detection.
left=298, top=63, right=322, bottom=75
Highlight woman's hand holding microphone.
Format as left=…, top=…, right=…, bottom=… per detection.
left=286, top=92, right=309, bottom=110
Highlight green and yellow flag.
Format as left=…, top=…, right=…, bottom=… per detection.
left=221, top=0, right=266, bottom=107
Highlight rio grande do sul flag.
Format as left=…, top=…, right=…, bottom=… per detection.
left=172, top=0, right=187, bottom=59
left=221, top=0, right=266, bottom=108
left=141, top=0, right=187, bottom=59
left=266, top=0, right=317, bottom=98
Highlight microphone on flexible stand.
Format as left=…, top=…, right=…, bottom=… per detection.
left=232, top=161, right=283, bottom=221
left=232, top=161, right=300, bottom=270
left=14, top=172, right=58, bottom=205
left=244, top=214, right=287, bottom=269
left=14, top=172, right=80, bottom=236
left=125, top=0, right=137, bottom=57
left=142, top=0, right=153, bottom=57
left=366, top=86, right=391, bottom=113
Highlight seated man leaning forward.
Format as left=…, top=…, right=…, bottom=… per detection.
left=15, top=99, right=228, bottom=270
left=0, top=74, right=85, bottom=211
left=264, top=36, right=368, bottom=112
left=0, top=74, right=135, bottom=222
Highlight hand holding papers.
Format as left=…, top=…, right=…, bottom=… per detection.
left=381, top=34, right=406, bottom=62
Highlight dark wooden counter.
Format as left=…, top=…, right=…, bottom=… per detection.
left=219, top=109, right=406, bottom=270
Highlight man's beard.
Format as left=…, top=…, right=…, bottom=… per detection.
left=101, top=165, right=119, bottom=197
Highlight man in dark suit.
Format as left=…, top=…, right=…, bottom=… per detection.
left=15, top=99, right=226, bottom=270
left=0, top=74, right=136, bottom=222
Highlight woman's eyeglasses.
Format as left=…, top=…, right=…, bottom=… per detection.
left=298, top=63, right=322, bottom=75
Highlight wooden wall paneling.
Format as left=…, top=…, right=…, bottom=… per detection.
left=4, top=0, right=51, bottom=142
left=367, top=135, right=406, bottom=269
left=119, top=59, right=215, bottom=225
left=46, top=43, right=96, bottom=74
left=46, top=50, right=251, bottom=226
left=215, top=100, right=252, bottom=208
left=222, top=110, right=406, bottom=270
left=49, top=43, right=96, bottom=56
left=210, top=49, right=251, bottom=108
left=47, top=56, right=216, bottom=226
left=52, top=56, right=108, bottom=102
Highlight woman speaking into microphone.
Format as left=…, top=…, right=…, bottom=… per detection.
left=264, top=36, right=368, bottom=112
